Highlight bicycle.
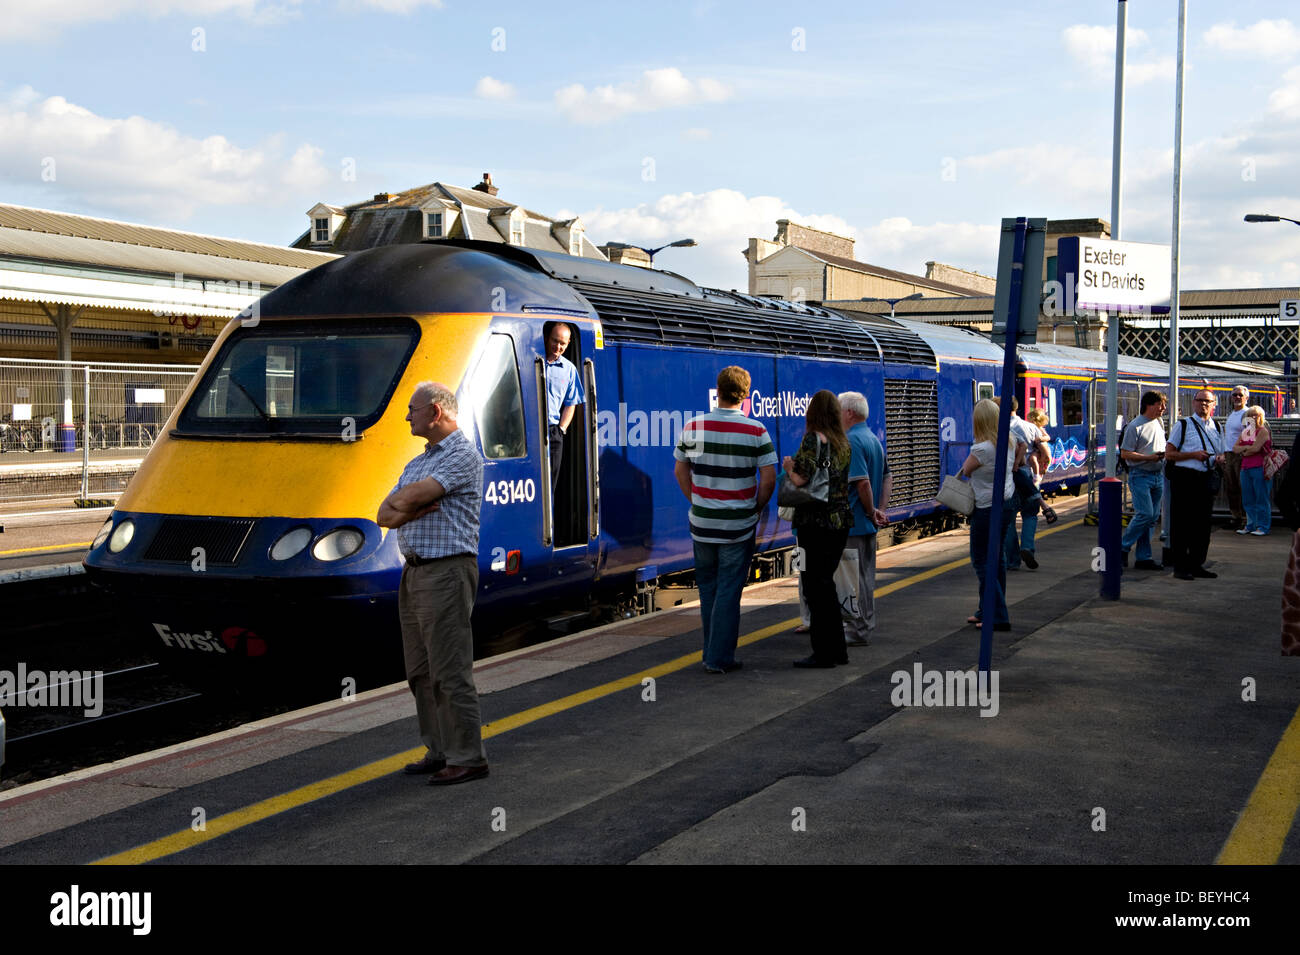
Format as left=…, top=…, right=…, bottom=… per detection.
left=0, top=419, right=35, bottom=452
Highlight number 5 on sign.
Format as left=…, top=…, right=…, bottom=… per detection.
left=1281, top=300, right=1299, bottom=322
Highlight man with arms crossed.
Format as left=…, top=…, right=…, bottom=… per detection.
left=674, top=366, right=777, bottom=673
left=1165, top=389, right=1223, bottom=581
left=378, top=381, right=489, bottom=785
left=1120, top=391, right=1167, bottom=570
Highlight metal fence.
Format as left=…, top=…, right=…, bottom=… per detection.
left=0, top=358, right=200, bottom=503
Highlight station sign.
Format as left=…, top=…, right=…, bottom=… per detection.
left=1056, top=237, right=1171, bottom=313
left=991, top=217, right=1047, bottom=346
left=1281, top=300, right=1299, bottom=323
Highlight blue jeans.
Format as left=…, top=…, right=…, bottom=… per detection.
left=1122, top=469, right=1163, bottom=561
left=1241, top=466, right=1272, bottom=533
left=694, top=534, right=755, bottom=669
left=1004, top=468, right=1040, bottom=568
left=971, top=500, right=1014, bottom=625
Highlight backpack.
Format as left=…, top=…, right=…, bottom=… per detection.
left=1116, top=421, right=1131, bottom=476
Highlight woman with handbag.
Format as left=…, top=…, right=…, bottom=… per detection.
left=1235, top=405, right=1273, bottom=536
left=781, top=390, right=853, bottom=668
left=959, top=398, right=1017, bottom=631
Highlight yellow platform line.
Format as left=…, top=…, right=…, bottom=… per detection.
left=89, top=513, right=1134, bottom=867
left=1216, top=705, right=1300, bottom=865
left=0, top=541, right=91, bottom=557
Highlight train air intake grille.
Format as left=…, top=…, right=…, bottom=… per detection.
left=568, top=284, right=935, bottom=366
left=884, top=379, right=940, bottom=506
left=144, top=518, right=256, bottom=565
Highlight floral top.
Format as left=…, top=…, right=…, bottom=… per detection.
left=790, top=431, right=852, bottom=530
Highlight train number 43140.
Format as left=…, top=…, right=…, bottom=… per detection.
left=485, top=478, right=536, bottom=505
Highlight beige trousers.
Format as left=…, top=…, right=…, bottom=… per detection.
left=399, top=557, right=487, bottom=767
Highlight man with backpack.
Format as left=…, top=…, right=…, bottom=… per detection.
left=1119, top=391, right=1168, bottom=570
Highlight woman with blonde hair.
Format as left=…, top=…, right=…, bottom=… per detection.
left=782, top=389, right=853, bottom=667
left=1235, top=405, right=1273, bottom=536
left=958, top=398, right=1016, bottom=630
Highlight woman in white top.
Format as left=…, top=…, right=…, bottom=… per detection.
left=959, top=398, right=1017, bottom=630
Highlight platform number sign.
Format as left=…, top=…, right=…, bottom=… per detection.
left=1281, top=300, right=1299, bottom=323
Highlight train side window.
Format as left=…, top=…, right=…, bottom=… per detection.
left=470, top=334, right=526, bottom=459
left=1062, top=387, right=1083, bottom=426
left=975, top=381, right=994, bottom=402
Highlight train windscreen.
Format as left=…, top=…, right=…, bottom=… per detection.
left=176, top=319, right=419, bottom=436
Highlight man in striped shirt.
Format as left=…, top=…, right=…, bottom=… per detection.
left=673, top=365, right=777, bottom=673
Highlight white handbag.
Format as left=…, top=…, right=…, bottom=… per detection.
left=937, top=474, right=975, bottom=516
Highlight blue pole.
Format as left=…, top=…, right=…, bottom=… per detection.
left=1099, top=477, right=1122, bottom=599
left=980, top=217, right=1027, bottom=675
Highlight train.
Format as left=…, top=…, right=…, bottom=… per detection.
left=81, top=239, right=1282, bottom=683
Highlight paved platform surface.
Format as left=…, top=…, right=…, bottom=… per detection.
left=1, top=496, right=1297, bottom=866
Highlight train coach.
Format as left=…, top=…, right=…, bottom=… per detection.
left=81, top=239, right=1281, bottom=683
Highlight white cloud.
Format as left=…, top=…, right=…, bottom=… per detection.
left=682, top=127, right=712, bottom=141
left=1063, top=23, right=1172, bottom=86
left=0, top=0, right=307, bottom=41
left=856, top=218, right=999, bottom=278
left=1269, top=65, right=1300, bottom=119
left=0, top=0, right=444, bottom=41
left=0, top=86, right=329, bottom=218
left=474, top=76, right=515, bottom=101
left=1204, top=19, right=1300, bottom=60
left=554, top=68, right=730, bottom=125
left=343, top=0, right=442, bottom=12
left=567, top=188, right=1001, bottom=291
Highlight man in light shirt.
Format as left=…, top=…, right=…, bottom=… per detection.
left=1119, top=391, right=1167, bottom=571
left=1165, top=390, right=1223, bottom=581
left=1221, top=386, right=1250, bottom=530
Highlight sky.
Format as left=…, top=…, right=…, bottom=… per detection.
left=2, top=0, right=1298, bottom=294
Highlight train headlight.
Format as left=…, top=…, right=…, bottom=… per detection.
left=271, top=527, right=314, bottom=561
left=108, top=519, right=135, bottom=553
left=312, top=527, right=364, bottom=562
left=91, top=518, right=113, bottom=550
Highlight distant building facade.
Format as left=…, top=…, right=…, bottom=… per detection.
left=744, top=219, right=991, bottom=302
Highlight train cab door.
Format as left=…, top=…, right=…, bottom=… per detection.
left=535, top=320, right=598, bottom=587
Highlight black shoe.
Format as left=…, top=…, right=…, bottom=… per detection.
left=1192, top=567, right=1218, bottom=578
left=404, top=754, right=447, bottom=775
left=993, top=622, right=1011, bottom=632
left=1175, top=571, right=1195, bottom=580
left=834, top=657, right=850, bottom=666
left=427, top=764, right=490, bottom=786
left=1134, top=559, right=1164, bottom=570
left=1021, top=550, right=1038, bottom=570
left=704, top=660, right=744, bottom=674
left=793, top=655, right=835, bottom=669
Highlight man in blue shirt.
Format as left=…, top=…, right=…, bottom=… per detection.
left=839, top=391, right=889, bottom=646
left=378, top=381, right=488, bottom=786
left=544, top=322, right=584, bottom=493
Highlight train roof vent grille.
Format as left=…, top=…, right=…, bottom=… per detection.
left=566, top=283, right=934, bottom=366
left=883, top=378, right=941, bottom=506
left=144, top=517, right=256, bottom=565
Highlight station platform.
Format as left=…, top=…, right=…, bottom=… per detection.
left=1, top=498, right=1297, bottom=867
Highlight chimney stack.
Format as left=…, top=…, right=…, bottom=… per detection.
left=473, top=173, right=499, bottom=196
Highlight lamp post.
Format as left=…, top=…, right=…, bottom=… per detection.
left=604, top=238, right=697, bottom=266
left=1244, top=213, right=1300, bottom=226
left=859, top=292, right=923, bottom=320
left=1246, top=214, right=1300, bottom=414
